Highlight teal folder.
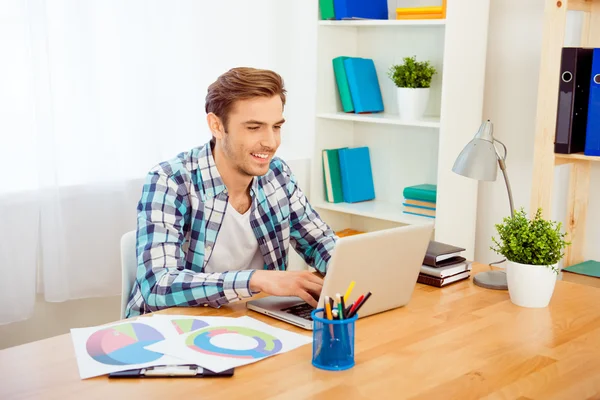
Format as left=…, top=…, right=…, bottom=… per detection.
left=563, top=260, right=600, bottom=278
left=319, top=0, right=335, bottom=20
left=338, top=147, right=375, bottom=203
left=333, top=57, right=354, bottom=112
left=343, top=57, right=384, bottom=113
left=322, top=148, right=344, bottom=203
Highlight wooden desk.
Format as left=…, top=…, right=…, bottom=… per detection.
left=2, top=263, right=600, bottom=399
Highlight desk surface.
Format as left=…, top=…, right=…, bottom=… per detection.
left=2, top=263, right=600, bottom=400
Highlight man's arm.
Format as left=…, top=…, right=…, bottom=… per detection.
left=280, top=161, right=337, bottom=274
left=136, top=169, right=256, bottom=311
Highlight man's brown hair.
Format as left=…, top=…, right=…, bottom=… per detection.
left=205, top=67, right=287, bottom=139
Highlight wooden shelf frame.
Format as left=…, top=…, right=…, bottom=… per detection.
left=530, top=0, right=600, bottom=267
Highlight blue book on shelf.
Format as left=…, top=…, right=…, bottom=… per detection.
left=585, top=48, right=600, bottom=156
left=333, top=0, right=388, bottom=20
left=343, top=58, right=384, bottom=114
left=338, top=147, right=375, bottom=203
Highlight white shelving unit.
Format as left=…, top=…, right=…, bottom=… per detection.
left=318, top=20, right=446, bottom=27
left=317, top=112, right=441, bottom=128
left=309, top=1, right=492, bottom=260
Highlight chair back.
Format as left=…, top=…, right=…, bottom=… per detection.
left=120, top=230, right=137, bottom=319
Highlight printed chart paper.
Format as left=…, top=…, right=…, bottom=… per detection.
left=148, top=314, right=245, bottom=336
left=145, top=316, right=312, bottom=372
left=70, top=317, right=187, bottom=379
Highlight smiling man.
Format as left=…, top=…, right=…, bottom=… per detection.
left=125, top=67, right=337, bottom=318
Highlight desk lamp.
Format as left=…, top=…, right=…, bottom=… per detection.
left=452, top=120, right=514, bottom=290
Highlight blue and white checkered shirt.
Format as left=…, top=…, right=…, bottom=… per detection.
left=125, top=142, right=337, bottom=317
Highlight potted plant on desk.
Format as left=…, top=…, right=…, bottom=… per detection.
left=491, top=208, right=571, bottom=308
left=387, top=55, right=436, bottom=120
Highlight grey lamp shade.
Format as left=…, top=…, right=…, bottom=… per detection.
left=451, top=120, right=498, bottom=182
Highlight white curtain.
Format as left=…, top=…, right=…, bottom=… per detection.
left=0, top=0, right=317, bottom=325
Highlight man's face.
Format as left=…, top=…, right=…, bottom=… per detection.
left=220, top=95, right=284, bottom=177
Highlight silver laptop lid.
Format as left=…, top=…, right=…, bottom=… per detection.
left=317, top=223, right=434, bottom=318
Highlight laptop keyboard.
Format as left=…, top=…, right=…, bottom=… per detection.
left=280, top=302, right=314, bottom=320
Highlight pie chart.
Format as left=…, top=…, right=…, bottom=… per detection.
left=186, top=326, right=283, bottom=359
left=171, top=318, right=209, bottom=335
left=85, top=322, right=164, bottom=366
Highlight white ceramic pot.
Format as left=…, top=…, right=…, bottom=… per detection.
left=396, top=87, right=430, bottom=120
left=505, top=260, right=558, bottom=308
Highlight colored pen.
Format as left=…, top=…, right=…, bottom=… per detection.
left=325, top=296, right=335, bottom=338
left=343, top=281, right=356, bottom=303
left=344, top=305, right=352, bottom=316
left=348, top=292, right=371, bottom=318
left=336, top=293, right=344, bottom=320
left=339, top=294, right=347, bottom=318
left=328, top=296, right=335, bottom=311
left=348, top=294, right=364, bottom=316
left=325, top=296, right=333, bottom=320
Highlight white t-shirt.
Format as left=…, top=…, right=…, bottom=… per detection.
left=204, top=202, right=264, bottom=273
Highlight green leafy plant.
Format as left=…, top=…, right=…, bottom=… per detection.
left=490, top=208, right=571, bottom=274
left=387, top=56, right=437, bottom=88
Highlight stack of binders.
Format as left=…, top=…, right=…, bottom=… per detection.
left=319, top=0, right=388, bottom=21
left=554, top=46, right=600, bottom=156
left=322, top=146, right=375, bottom=204
left=417, top=241, right=472, bottom=287
left=333, top=56, right=384, bottom=114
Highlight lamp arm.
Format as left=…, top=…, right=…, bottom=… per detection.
left=500, top=164, right=515, bottom=218
left=487, top=137, right=515, bottom=271
left=493, top=139, right=515, bottom=218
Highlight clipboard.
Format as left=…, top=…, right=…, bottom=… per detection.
left=108, top=365, right=234, bottom=378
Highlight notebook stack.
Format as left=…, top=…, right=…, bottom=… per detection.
left=333, top=56, right=384, bottom=114
left=322, top=146, right=375, bottom=203
left=396, top=0, right=446, bottom=20
left=402, top=184, right=437, bottom=219
left=417, top=240, right=472, bottom=287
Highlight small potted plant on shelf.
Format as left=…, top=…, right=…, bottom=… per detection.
left=491, top=207, right=571, bottom=308
left=387, top=55, right=437, bottom=120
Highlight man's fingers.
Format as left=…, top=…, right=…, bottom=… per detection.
left=298, top=289, right=318, bottom=308
left=303, top=281, right=323, bottom=299
left=305, top=272, right=324, bottom=286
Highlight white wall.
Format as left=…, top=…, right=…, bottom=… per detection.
left=475, top=0, right=600, bottom=266
left=0, top=0, right=317, bottom=349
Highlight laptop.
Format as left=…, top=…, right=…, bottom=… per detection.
left=246, top=223, right=434, bottom=330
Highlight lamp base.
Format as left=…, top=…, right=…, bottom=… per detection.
left=473, top=270, right=508, bottom=290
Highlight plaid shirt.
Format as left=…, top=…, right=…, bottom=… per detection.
left=125, top=142, right=337, bottom=318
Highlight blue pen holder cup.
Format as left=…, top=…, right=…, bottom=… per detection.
left=311, top=308, right=357, bottom=371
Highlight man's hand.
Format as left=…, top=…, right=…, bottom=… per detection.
left=249, top=270, right=323, bottom=308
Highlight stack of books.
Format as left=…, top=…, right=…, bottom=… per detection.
left=333, top=56, right=384, bottom=114
left=402, top=184, right=436, bottom=219
left=322, top=146, right=375, bottom=203
left=417, top=240, right=472, bottom=287
left=396, top=0, right=446, bottom=20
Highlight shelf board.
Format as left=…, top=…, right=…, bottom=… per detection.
left=318, top=19, right=446, bottom=27
left=314, top=200, right=435, bottom=225
left=567, top=0, right=593, bottom=13
left=555, top=153, right=600, bottom=163
left=316, top=112, right=441, bottom=128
